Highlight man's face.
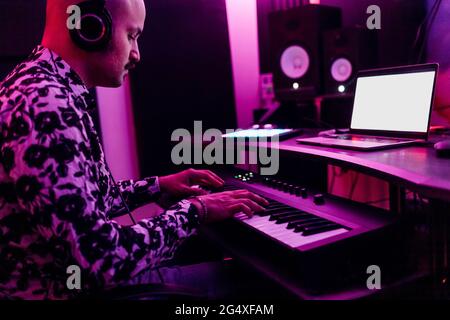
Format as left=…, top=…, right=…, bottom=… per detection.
left=91, top=0, right=146, bottom=87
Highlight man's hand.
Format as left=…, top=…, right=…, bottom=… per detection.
left=189, top=189, right=270, bottom=224
left=159, top=168, right=224, bottom=199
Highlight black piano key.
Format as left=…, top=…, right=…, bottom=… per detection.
left=287, top=217, right=323, bottom=229
left=293, top=221, right=331, bottom=233
left=264, top=205, right=292, bottom=211
left=258, top=207, right=292, bottom=216
left=266, top=203, right=288, bottom=208
left=302, top=224, right=343, bottom=236
left=268, top=210, right=301, bottom=221
left=269, top=211, right=303, bottom=221
left=275, top=213, right=310, bottom=224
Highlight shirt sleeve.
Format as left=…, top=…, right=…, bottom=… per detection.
left=3, top=87, right=201, bottom=292
left=112, top=177, right=161, bottom=211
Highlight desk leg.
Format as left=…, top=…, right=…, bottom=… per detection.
left=429, top=199, right=450, bottom=298
left=389, top=184, right=405, bottom=214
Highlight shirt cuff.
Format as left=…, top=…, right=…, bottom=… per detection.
left=179, top=199, right=202, bottom=227
left=153, top=176, right=161, bottom=194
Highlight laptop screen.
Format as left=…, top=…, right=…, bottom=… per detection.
left=351, top=70, right=436, bottom=134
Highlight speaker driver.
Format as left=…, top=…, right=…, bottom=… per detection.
left=330, top=57, right=353, bottom=82
left=280, top=45, right=310, bottom=79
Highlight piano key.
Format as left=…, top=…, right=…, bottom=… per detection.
left=302, top=224, right=343, bottom=236
left=294, top=221, right=332, bottom=233
left=275, top=213, right=311, bottom=224
left=236, top=214, right=348, bottom=248
left=266, top=203, right=289, bottom=209
left=269, top=210, right=304, bottom=221
left=258, top=207, right=293, bottom=216
left=287, top=217, right=323, bottom=229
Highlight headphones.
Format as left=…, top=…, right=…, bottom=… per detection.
left=69, top=0, right=113, bottom=52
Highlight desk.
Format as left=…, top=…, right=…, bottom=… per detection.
left=275, top=137, right=450, bottom=202
left=269, top=136, right=450, bottom=298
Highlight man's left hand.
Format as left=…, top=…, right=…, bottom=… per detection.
left=159, top=168, right=224, bottom=200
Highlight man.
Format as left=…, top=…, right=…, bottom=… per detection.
left=0, top=0, right=267, bottom=299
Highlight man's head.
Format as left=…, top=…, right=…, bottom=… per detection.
left=42, top=0, right=146, bottom=88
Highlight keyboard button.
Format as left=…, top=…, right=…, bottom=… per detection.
left=313, top=193, right=325, bottom=205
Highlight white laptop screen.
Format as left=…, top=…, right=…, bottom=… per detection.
left=351, top=70, right=435, bottom=133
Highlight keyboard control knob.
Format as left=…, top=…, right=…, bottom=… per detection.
left=301, top=187, right=308, bottom=198
left=313, top=193, right=325, bottom=205
left=275, top=181, right=283, bottom=190
left=288, top=185, right=295, bottom=194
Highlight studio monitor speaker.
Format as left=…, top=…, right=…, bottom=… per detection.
left=323, top=27, right=378, bottom=94
left=269, top=5, right=342, bottom=101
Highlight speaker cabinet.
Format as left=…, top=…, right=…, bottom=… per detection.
left=323, top=27, right=378, bottom=94
left=269, top=5, right=342, bottom=101
left=320, top=95, right=354, bottom=129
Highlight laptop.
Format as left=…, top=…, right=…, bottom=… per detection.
left=296, top=63, right=438, bottom=151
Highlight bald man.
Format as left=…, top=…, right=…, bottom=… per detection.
left=0, top=0, right=267, bottom=299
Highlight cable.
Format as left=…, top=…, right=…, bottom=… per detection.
left=106, top=166, right=137, bottom=225
left=416, top=0, right=442, bottom=63
left=411, top=0, right=439, bottom=57
left=410, top=0, right=440, bottom=63
left=348, top=172, right=360, bottom=200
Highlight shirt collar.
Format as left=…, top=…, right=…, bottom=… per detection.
left=29, top=45, right=96, bottom=112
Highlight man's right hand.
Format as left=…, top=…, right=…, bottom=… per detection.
left=189, top=189, right=269, bottom=224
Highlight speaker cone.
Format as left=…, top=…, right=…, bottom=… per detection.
left=330, top=57, right=353, bottom=82
left=280, top=45, right=310, bottom=79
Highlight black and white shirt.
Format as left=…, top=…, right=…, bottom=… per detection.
left=0, top=46, right=200, bottom=299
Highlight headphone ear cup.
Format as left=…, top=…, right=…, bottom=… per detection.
left=69, top=1, right=112, bottom=51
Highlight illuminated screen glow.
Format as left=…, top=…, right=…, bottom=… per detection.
left=351, top=71, right=435, bottom=133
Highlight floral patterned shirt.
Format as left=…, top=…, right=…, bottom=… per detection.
left=0, top=46, right=200, bottom=299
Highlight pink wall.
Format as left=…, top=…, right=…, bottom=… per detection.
left=226, top=0, right=261, bottom=128
left=96, top=78, right=140, bottom=180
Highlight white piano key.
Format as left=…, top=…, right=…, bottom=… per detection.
left=235, top=213, right=348, bottom=249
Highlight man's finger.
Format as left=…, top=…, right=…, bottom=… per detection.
left=185, top=186, right=208, bottom=196
left=203, top=170, right=224, bottom=184
left=193, top=170, right=223, bottom=187
left=239, top=199, right=265, bottom=213
left=229, top=190, right=269, bottom=206
left=229, top=203, right=253, bottom=218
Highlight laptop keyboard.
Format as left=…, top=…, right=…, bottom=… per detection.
left=325, top=134, right=407, bottom=143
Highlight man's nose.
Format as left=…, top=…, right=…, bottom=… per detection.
left=130, top=47, right=141, bottom=64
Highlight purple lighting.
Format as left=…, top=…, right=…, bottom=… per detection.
left=226, top=0, right=260, bottom=128
left=96, top=78, right=140, bottom=180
